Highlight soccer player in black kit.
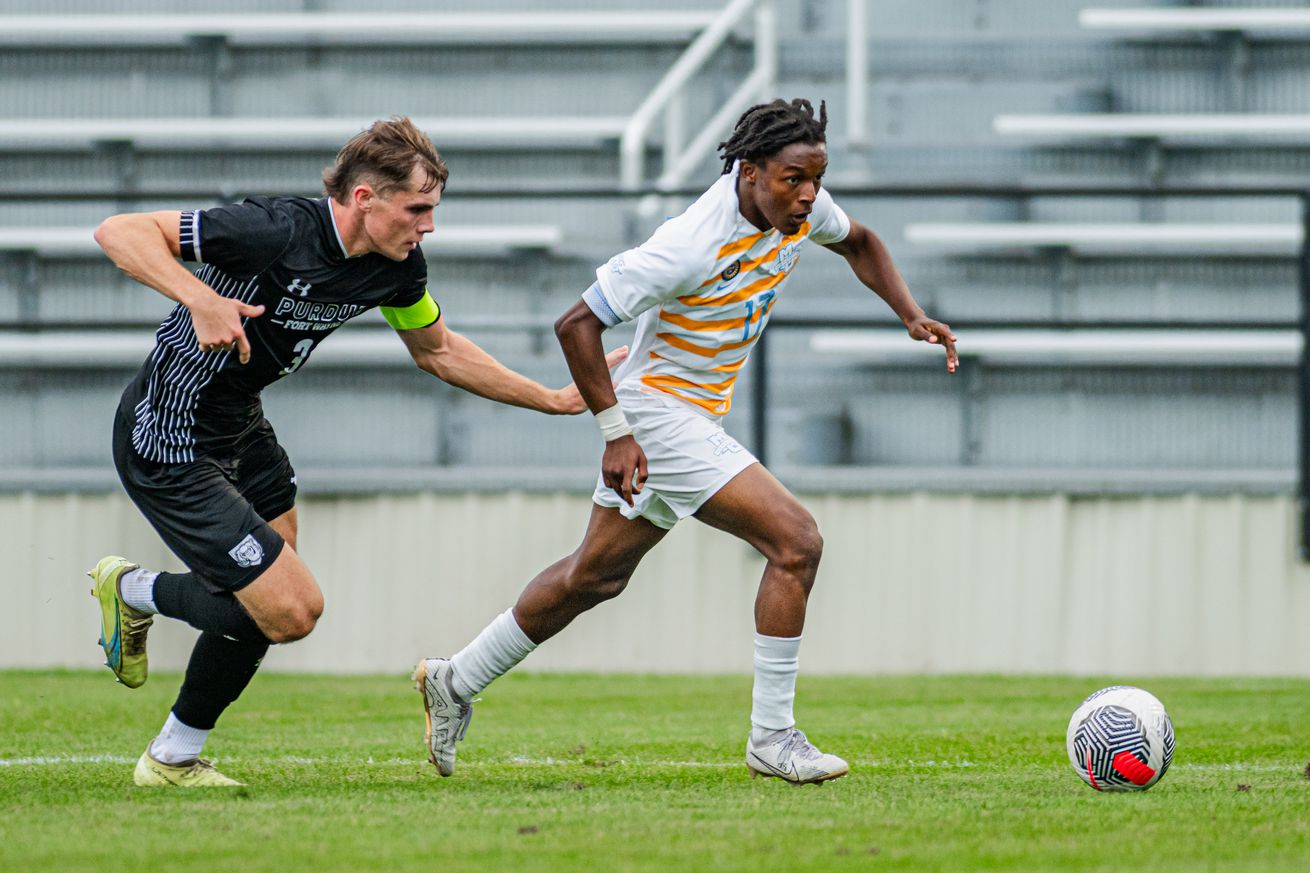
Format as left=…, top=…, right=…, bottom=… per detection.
left=88, top=117, right=621, bottom=786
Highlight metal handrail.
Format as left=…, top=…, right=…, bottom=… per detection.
left=619, top=0, right=775, bottom=191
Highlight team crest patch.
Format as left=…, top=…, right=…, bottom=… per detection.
left=776, top=242, right=800, bottom=273
left=720, top=259, right=741, bottom=281
left=229, top=534, right=264, bottom=568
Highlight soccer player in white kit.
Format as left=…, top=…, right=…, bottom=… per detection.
left=415, top=99, right=957, bottom=784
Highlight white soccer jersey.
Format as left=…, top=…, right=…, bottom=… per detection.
left=590, top=162, right=850, bottom=416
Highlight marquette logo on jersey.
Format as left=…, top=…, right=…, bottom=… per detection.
left=720, top=259, right=741, bottom=282
left=272, top=297, right=366, bottom=331
left=228, top=534, right=264, bottom=568
left=776, top=242, right=800, bottom=273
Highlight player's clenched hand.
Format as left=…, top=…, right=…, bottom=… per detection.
left=188, top=293, right=266, bottom=364
left=602, top=434, right=647, bottom=507
left=907, top=316, right=958, bottom=374
left=553, top=345, right=631, bottom=414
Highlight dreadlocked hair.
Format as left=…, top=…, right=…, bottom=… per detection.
left=717, top=98, right=827, bottom=174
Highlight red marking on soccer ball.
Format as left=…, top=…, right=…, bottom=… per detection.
left=1112, top=751, right=1156, bottom=786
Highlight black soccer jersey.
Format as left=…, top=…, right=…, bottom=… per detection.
left=122, top=196, right=436, bottom=463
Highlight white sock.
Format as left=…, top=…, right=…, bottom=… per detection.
left=148, top=712, right=210, bottom=765
left=751, top=633, right=801, bottom=742
left=449, top=608, right=537, bottom=701
left=119, top=568, right=159, bottom=614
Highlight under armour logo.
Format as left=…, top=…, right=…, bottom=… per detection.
left=287, top=278, right=312, bottom=297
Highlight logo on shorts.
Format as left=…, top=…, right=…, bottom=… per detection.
left=228, top=534, right=264, bottom=568
left=608, top=254, right=626, bottom=275
left=705, top=432, right=743, bottom=456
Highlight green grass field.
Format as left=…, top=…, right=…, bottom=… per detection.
left=2, top=671, right=1307, bottom=872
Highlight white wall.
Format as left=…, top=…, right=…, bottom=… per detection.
left=6, top=490, right=1310, bottom=676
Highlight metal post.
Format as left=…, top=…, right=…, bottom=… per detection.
left=1299, top=191, right=1310, bottom=560
left=752, top=328, right=769, bottom=465
left=847, top=0, right=868, bottom=148
left=664, top=91, right=687, bottom=178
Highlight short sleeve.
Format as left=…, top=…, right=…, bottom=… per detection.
left=378, top=246, right=429, bottom=311
left=181, top=198, right=293, bottom=278
left=805, top=188, right=851, bottom=246
left=593, top=220, right=707, bottom=323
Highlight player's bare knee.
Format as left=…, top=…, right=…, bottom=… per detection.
left=305, top=586, right=324, bottom=623
left=566, top=568, right=630, bottom=604
left=264, top=588, right=323, bottom=642
left=774, top=522, right=823, bottom=580
left=267, top=605, right=318, bottom=643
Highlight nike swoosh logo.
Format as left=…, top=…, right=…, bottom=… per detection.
left=749, top=753, right=796, bottom=779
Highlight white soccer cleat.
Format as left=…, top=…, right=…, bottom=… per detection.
left=746, top=727, right=849, bottom=785
left=412, top=657, right=473, bottom=777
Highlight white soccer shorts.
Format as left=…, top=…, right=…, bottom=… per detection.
left=591, top=385, right=758, bottom=529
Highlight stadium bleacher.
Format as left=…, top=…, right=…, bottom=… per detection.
left=0, top=0, right=1304, bottom=489
left=902, top=221, right=1301, bottom=256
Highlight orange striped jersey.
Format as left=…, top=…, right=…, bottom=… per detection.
left=586, top=162, right=850, bottom=417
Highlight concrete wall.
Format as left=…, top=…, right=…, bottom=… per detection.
left=7, top=488, right=1310, bottom=677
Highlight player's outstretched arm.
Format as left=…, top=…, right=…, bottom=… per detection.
left=94, top=211, right=264, bottom=363
left=397, top=316, right=626, bottom=415
left=824, top=219, right=958, bottom=374
left=555, top=300, right=648, bottom=506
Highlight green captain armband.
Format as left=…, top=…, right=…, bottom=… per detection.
left=381, top=289, right=441, bottom=330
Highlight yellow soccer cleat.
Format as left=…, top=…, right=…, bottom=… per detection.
left=133, top=749, right=243, bottom=787
left=88, top=555, right=153, bottom=688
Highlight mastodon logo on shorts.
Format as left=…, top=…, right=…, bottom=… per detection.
left=228, top=533, right=265, bottom=568
left=720, top=260, right=741, bottom=281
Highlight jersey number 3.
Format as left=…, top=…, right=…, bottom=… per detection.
left=280, top=338, right=314, bottom=376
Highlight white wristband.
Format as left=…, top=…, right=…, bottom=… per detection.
left=595, top=403, right=633, bottom=442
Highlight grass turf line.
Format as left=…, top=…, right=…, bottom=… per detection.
left=1, top=671, right=1308, bottom=872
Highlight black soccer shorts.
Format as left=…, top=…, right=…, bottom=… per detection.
left=112, top=405, right=296, bottom=593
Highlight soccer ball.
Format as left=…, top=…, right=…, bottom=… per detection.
left=1066, top=685, right=1174, bottom=792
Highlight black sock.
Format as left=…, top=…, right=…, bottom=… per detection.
left=153, top=572, right=270, bottom=643
left=171, top=632, right=269, bottom=731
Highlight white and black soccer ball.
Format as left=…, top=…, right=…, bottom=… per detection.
left=1067, top=685, right=1174, bottom=792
